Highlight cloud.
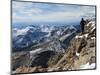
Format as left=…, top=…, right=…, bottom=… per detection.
left=12, top=1, right=96, bottom=24
left=13, top=10, right=83, bottom=23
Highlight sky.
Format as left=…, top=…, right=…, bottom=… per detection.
left=12, top=1, right=95, bottom=24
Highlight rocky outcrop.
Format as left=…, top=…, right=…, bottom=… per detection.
left=12, top=51, right=30, bottom=70
left=30, top=51, right=55, bottom=68
left=47, top=19, right=96, bottom=71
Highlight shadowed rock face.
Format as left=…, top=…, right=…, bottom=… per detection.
left=77, top=38, right=87, bottom=53
left=12, top=51, right=55, bottom=70
left=30, top=51, right=55, bottom=68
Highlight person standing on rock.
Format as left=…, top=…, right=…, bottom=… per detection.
left=80, top=18, right=86, bottom=34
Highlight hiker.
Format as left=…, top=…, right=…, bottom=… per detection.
left=80, top=18, right=86, bottom=34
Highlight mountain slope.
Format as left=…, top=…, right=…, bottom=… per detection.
left=11, top=20, right=96, bottom=74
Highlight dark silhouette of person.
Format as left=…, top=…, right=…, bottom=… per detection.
left=80, top=18, right=86, bottom=34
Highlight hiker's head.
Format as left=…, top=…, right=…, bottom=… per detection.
left=82, top=18, right=84, bottom=21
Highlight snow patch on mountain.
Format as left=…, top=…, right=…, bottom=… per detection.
left=79, top=62, right=95, bottom=69
left=75, top=33, right=88, bottom=39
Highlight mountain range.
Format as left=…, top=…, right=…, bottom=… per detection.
left=12, top=24, right=80, bottom=52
